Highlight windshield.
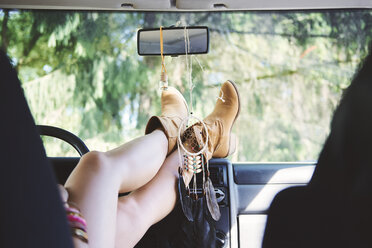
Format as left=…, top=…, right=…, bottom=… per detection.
left=2, top=10, right=371, bottom=161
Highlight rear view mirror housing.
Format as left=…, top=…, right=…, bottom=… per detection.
left=137, top=26, right=209, bottom=56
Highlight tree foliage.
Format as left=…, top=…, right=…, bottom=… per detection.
left=1, top=9, right=371, bottom=161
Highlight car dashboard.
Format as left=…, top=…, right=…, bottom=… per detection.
left=50, top=156, right=315, bottom=247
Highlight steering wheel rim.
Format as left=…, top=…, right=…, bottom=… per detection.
left=37, top=125, right=89, bottom=156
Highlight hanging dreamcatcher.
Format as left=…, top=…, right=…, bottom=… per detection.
left=176, top=114, right=221, bottom=222
left=176, top=26, right=221, bottom=223
left=158, top=26, right=221, bottom=247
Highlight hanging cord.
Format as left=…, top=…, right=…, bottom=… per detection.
left=160, top=26, right=168, bottom=90
left=184, top=28, right=225, bottom=104
left=194, top=56, right=225, bottom=103
left=183, top=27, right=206, bottom=198
left=178, top=27, right=223, bottom=197
left=184, top=27, right=194, bottom=115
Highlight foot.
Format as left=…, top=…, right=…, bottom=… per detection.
left=185, top=80, right=240, bottom=160
left=145, top=87, right=189, bottom=155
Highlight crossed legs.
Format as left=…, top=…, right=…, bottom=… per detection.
left=115, top=151, right=182, bottom=247
left=64, top=81, right=240, bottom=248
left=64, top=130, right=189, bottom=248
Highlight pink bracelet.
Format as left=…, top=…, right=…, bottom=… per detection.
left=65, top=206, right=80, bottom=214
left=65, top=203, right=89, bottom=244
left=67, top=214, right=87, bottom=227
left=69, top=219, right=87, bottom=232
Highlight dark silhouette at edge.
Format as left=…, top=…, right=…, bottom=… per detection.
left=263, top=44, right=372, bottom=248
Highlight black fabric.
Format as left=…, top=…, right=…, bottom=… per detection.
left=134, top=173, right=218, bottom=248
left=263, top=45, right=372, bottom=247
left=263, top=187, right=372, bottom=248
left=309, top=44, right=372, bottom=198
left=0, top=50, right=73, bottom=248
left=171, top=173, right=216, bottom=248
left=134, top=202, right=185, bottom=248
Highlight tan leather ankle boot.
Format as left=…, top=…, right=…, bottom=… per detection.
left=145, top=87, right=188, bottom=155
left=185, top=80, right=240, bottom=160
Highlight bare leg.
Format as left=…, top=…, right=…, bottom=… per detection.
left=64, top=130, right=168, bottom=248
left=105, top=130, right=168, bottom=193
left=114, top=150, right=193, bottom=248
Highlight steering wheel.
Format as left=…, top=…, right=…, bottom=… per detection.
left=37, top=125, right=89, bottom=156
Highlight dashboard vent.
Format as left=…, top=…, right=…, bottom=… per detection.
left=195, top=167, right=224, bottom=186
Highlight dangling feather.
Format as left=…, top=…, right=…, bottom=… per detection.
left=205, top=177, right=221, bottom=221
left=178, top=170, right=194, bottom=221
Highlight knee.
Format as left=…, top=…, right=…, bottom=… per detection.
left=65, top=151, right=111, bottom=193
left=78, top=150, right=110, bottom=174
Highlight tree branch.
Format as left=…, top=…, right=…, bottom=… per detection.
left=23, top=31, right=42, bottom=58
left=1, top=10, right=9, bottom=53
left=209, top=27, right=335, bottom=39
left=191, top=13, right=212, bottom=26
left=16, top=26, right=42, bottom=71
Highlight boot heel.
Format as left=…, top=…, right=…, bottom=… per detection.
left=227, top=133, right=237, bottom=156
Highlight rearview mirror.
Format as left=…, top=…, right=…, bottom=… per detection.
left=137, top=26, right=209, bottom=56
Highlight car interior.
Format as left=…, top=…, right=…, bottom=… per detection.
left=1, top=0, right=371, bottom=247
left=41, top=124, right=315, bottom=247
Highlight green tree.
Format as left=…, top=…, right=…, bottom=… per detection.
left=1, top=9, right=371, bottom=161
